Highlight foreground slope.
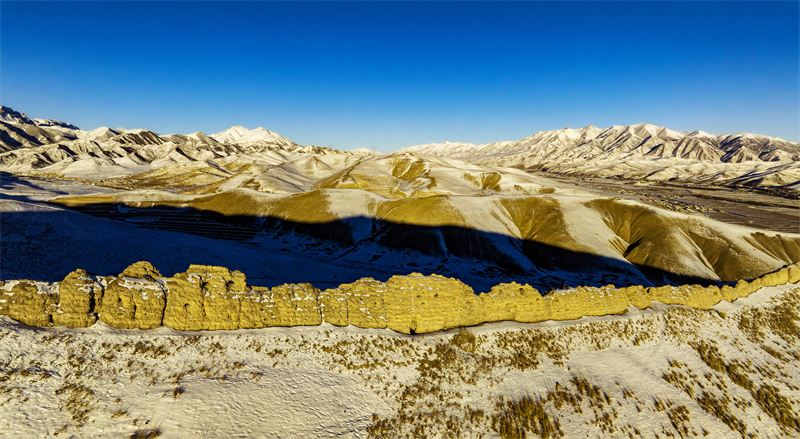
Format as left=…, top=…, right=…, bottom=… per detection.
left=1, top=265, right=798, bottom=438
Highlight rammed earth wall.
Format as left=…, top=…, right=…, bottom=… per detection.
left=1, top=262, right=799, bottom=334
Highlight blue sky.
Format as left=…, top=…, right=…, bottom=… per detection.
left=2, top=1, right=798, bottom=151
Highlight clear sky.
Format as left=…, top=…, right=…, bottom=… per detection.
left=2, top=1, right=798, bottom=151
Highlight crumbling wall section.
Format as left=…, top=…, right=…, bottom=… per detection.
left=1, top=262, right=798, bottom=333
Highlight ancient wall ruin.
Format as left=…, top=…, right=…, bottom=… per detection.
left=1, top=262, right=798, bottom=334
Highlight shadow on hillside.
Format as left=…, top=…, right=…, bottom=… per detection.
left=0, top=122, right=40, bottom=149
left=0, top=171, right=63, bottom=195
left=0, top=189, right=729, bottom=291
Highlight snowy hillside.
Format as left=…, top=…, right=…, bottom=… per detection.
left=0, top=276, right=799, bottom=438
left=401, top=124, right=800, bottom=189
left=5, top=150, right=796, bottom=290
left=0, top=106, right=352, bottom=178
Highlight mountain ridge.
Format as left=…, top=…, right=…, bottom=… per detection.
left=401, top=123, right=799, bottom=163
left=400, top=123, right=800, bottom=189
left=1, top=106, right=797, bottom=188
left=0, top=106, right=349, bottom=177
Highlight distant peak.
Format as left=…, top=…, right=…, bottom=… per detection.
left=250, top=127, right=275, bottom=135
left=0, top=105, right=35, bottom=125
left=686, top=130, right=713, bottom=138
left=211, top=125, right=249, bottom=134
left=33, top=118, right=81, bottom=131
left=209, top=124, right=294, bottom=146
left=80, top=126, right=122, bottom=141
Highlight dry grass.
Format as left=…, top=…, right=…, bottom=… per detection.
left=546, top=383, right=582, bottom=413
left=130, top=428, right=162, bottom=439
left=752, top=384, right=800, bottom=432
left=666, top=406, right=691, bottom=438
left=365, top=330, right=498, bottom=438
left=55, top=382, right=95, bottom=426
left=738, top=289, right=800, bottom=344
left=450, top=328, right=478, bottom=353
left=691, top=339, right=800, bottom=434
left=696, top=391, right=746, bottom=436
left=492, top=395, right=564, bottom=439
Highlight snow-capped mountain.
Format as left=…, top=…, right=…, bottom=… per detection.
left=211, top=126, right=296, bottom=147
left=33, top=118, right=81, bottom=131
left=1, top=106, right=82, bottom=133
left=402, top=123, right=799, bottom=164
left=79, top=127, right=122, bottom=142
left=402, top=140, right=515, bottom=157
left=401, top=124, right=800, bottom=188
left=0, top=106, right=36, bottom=125
left=0, top=106, right=354, bottom=177
left=2, top=105, right=797, bottom=189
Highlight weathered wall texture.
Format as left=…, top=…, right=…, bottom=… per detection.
left=1, top=262, right=798, bottom=334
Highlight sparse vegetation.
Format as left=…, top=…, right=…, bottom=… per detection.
left=1, top=284, right=799, bottom=438
left=697, top=391, right=747, bottom=436
left=752, top=384, right=800, bottom=432
left=55, top=382, right=95, bottom=426
left=130, top=428, right=162, bottom=439
left=738, top=289, right=800, bottom=344
left=666, top=405, right=691, bottom=438
left=170, top=386, right=185, bottom=398
left=450, top=328, right=478, bottom=353
left=492, top=395, right=564, bottom=439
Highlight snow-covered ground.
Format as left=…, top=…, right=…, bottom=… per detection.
left=1, top=283, right=798, bottom=438
left=3, top=153, right=799, bottom=292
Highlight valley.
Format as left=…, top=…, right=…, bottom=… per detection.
left=543, top=175, right=800, bottom=233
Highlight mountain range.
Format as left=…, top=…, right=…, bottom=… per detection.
left=402, top=124, right=800, bottom=189
left=1, top=105, right=798, bottom=189
left=0, top=106, right=359, bottom=179
left=403, top=124, right=799, bottom=163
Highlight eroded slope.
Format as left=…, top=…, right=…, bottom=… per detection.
left=50, top=181, right=800, bottom=284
